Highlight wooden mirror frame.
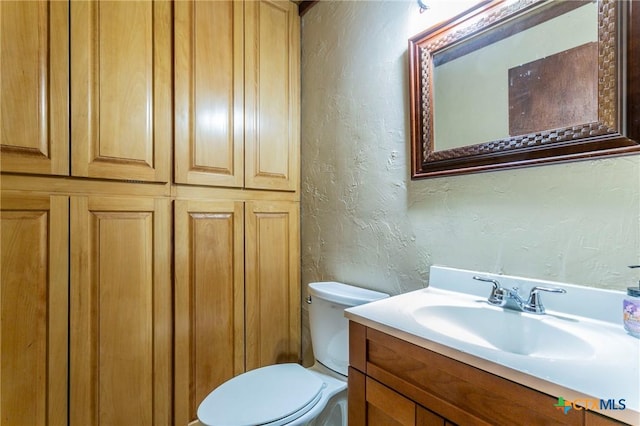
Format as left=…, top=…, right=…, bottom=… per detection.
left=408, top=0, right=640, bottom=179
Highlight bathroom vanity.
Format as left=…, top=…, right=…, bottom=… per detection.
left=347, top=322, right=624, bottom=425
left=345, top=267, right=639, bottom=425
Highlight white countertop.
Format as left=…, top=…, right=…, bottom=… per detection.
left=345, top=266, right=640, bottom=425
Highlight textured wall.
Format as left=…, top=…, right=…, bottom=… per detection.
left=300, top=0, right=640, bottom=331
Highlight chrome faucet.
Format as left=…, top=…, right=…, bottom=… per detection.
left=472, top=276, right=566, bottom=314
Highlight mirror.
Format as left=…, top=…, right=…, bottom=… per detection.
left=408, top=0, right=640, bottom=179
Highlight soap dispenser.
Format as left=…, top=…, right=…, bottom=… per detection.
left=624, top=265, right=640, bottom=338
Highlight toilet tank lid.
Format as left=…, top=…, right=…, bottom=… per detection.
left=308, top=282, right=389, bottom=307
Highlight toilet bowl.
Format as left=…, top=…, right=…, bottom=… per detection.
left=197, top=281, right=389, bottom=426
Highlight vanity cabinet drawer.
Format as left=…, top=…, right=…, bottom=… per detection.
left=350, top=323, right=584, bottom=426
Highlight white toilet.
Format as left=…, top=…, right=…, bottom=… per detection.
left=197, top=281, right=389, bottom=426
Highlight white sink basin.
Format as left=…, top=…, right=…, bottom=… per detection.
left=345, top=267, right=640, bottom=424
left=411, top=304, right=596, bottom=360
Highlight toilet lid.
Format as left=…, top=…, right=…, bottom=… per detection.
left=197, top=363, right=325, bottom=426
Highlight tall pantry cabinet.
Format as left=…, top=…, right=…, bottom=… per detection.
left=0, top=1, right=301, bottom=425
left=173, top=1, right=300, bottom=423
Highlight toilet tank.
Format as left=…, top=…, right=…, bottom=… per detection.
left=307, top=282, right=389, bottom=376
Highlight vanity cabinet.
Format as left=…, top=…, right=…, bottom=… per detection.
left=585, top=412, right=630, bottom=426
left=1, top=0, right=172, bottom=182
left=349, top=368, right=449, bottom=426
left=348, top=322, right=629, bottom=426
left=174, top=0, right=300, bottom=191
left=174, top=198, right=300, bottom=425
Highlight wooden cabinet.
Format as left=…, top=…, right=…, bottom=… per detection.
left=245, top=200, right=300, bottom=369
left=350, top=368, right=448, bottom=426
left=365, top=373, right=419, bottom=426
left=1, top=190, right=179, bottom=426
left=70, top=196, right=172, bottom=425
left=174, top=0, right=300, bottom=191
left=174, top=1, right=244, bottom=188
left=349, top=323, right=630, bottom=426
left=418, top=407, right=451, bottom=426
left=1, top=0, right=172, bottom=182
left=174, top=198, right=300, bottom=424
left=0, top=1, right=69, bottom=175
left=1, top=193, right=173, bottom=425
left=0, top=193, right=69, bottom=426
left=172, top=3, right=301, bottom=422
left=174, top=199, right=246, bottom=425
left=2, top=0, right=298, bottom=187
left=585, top=412, right=630, bottom=426
left=243, top=1, right=300, bottom=191
left=1, top=1, right=300, bottom=424
left=70, top=0, right=172, bottom=182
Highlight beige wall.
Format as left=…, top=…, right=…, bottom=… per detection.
left=300, top=0, right=639, bottom=308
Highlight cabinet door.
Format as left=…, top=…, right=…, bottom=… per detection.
left=70, top=196, right=172, bottom=425
left=174, top=200, right=245, bottom=425
left=585, top=411, right=627, bottom=426
left=348, top=367, right=367, bottom=426
left=417, top=407, right=448, bottom=426
left=349, top=369, right=450, bottom=426
left=366, top=377, right=417, bottom=426
left=244, top=0, right=300, bottom=191
left=0, top=193, right=69, bottom=426
left=245, top=200, right=300, bottom=369
left=174, top=1, right=244, bottom=187
left=70, top=1, right=171, bottom=182
left=0, top=1, right=69, bottom=175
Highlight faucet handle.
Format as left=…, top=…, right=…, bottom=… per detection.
left=473, top=276, right=505, bottom=305
left=524, top=286, right=567, bottom=314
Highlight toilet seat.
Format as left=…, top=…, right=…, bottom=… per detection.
left=197, top=363, right=326, bottom=426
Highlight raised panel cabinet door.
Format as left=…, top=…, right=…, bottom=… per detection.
left=71, top=0, right=171, bottom=182
left=244, top=0, right=300, bottom=191
left=0, top=193, right=69, bottom=426
left=245, top=200, right=300, bottom=370
left=174, top=200, right=245, bottom=425
left=0, top=1, right=69, bottom=175
left=174, top=1, right=244, bottom=187
left=70, top=196, right=172, bottom=426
